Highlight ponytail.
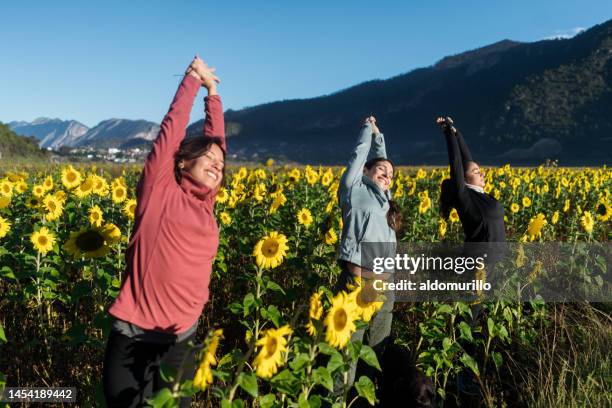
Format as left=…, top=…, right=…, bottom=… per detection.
left=387, top=199, right=403, bottom=233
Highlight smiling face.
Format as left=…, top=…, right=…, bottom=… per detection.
left=364, top=159, right=394, bottom=192
left=180, top=143, right=225, bottom=190
left=465, top=161, right=485, bottom=188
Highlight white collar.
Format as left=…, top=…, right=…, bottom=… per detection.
left=466, top=183, right=485, bottom=194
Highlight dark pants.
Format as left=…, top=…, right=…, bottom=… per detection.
left=102, top=329, right=197, bottom=408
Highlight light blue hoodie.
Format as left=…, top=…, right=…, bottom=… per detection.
left=337, top=123, right=397, bottom=269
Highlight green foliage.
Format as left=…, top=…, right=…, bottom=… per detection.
left=0, top=122, right=48, bottom=160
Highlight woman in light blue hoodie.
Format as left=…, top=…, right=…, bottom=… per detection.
left=335, top=116, right=402, bottom=391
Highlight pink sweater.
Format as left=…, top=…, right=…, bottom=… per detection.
left=108, top=74, right=225, bottom=333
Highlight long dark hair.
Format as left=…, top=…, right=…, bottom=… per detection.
left=440, top=178, right=456, bottom=219
left=364, top=157, right=403, bottom=233
left=174, top=137, right=226, bottom=185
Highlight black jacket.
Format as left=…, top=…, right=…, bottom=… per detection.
left=443, top=127, right=506, bottom=244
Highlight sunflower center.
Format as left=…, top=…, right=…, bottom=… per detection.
left=38, top=236, right=48, bottom=246
left=262, top=239, right=279, bottom=257
left=597, top=204, right=606, bottom=216
left=67, top=173, right=76, bottom=182
left=76, top=230, right=105, bottom=252
left=265, top=336, right=278, bottom=356
left=334, top=309, right=347, bottom=330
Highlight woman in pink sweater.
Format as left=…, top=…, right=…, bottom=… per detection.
left=103, top=56, right=225, bottom=408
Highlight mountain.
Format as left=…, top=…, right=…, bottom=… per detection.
left=9, top=118, right=160, bottom=150
left=0, top=122, right=48, bottom=160
left=187, top=19, right=612, bottom=165
left=8, top=118, right=89, bottom=149
left=74, top=119, right=159, bottom=149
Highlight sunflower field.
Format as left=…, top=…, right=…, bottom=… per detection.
left=0, top=163, right=610, bottom=407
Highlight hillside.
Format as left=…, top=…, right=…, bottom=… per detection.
left=187, top=19, right=612, bottom=165
left=0, top=122, right=49, bottom=160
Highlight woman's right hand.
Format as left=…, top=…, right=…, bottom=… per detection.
left=185, top=55, right=220, bottom=92
left=365, top=116, right=381, bottom=135
left=436, top=116, right=456, bottom=134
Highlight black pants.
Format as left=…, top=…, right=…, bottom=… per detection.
left=102, top=329, right=197, bottom=408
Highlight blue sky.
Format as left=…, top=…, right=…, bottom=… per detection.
left=1, top=1, right=611, bottom=127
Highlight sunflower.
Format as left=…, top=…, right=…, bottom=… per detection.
left=348, top=281, right=384, bottom=323
left=0, top=180, right=13, bottom=197
left=219, top=211, right=231, bottom=225
left=74, top=177, right=94, bottom=199
left=235, top=167, right=248, bottom=180
left=438, top=218, right=447, bottom=238
left=101, top=223, right=122, bottom=244
left=42, top=176, right=54, bottom=191
left=522, top=196, right=532, bottom=208
left=193, top=329, right=223, bottom=390
left=0, top=196, right=10, bottom=210
left=253, top=232, right=289, bottom=269
left=92, top=175, right=109, bottom=196
left=297, top=208, right=313, bottom=227
left=288, top=168, right=301, bottom=183
left=526, top=213, right=546, bottom=241
left=419, top=195, right=431, bottom=214
left=324, top=228, right=338, bottom=245
left=253, top=325, right=293, bottom=378
left=581, top=211, right=594, bottom=234
left=0, top=216, right=11, bottom=239
left=15, top=180, right=28, bottom=194
left=475, top=267, right=487, bottom=296
left=305, top=167, right=319, bottom=185
left=551, top=211, right=559, bottom=225
left=510, top=203, right=519, bottom=213
left=61, top=165, right=82, bottom=189
left=54, top=190, right=67, bottom=204
left=515, top=244, right=527, bottom=268
left=269, top=192, right=287, bottom=215
left=89, top=205, right=104, bottom=227
left=325, top=291, right=359, bottom=349
left=43, top=194, right=64, bottom=221
left=31, top=226, right=56, bottom=254
left=306, top=291, right=324, bottom=337
left=123, top=199, right=137, bottom=220
left=26, top=196, right=41, bottom=209
left=216, top=188, right=229, bottom=204
left=32, top=184, right=45, bottom=198
left=111, top=184, right=127, bottom=203
left=595, top=199, right=611, bottom=222
left=321, top=169, right=334, bottom=186
left=449, top=208, right=460, bottom=223
left=252, top=183, right=266, bottom=202
left=63, top=223, right=120, bottom=259
left=563, top=199, right=570, bottom=212
left=528, top=261, right=543, bottom=284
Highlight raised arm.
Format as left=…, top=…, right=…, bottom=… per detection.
left=340, top=121, right=375, bottom=194
left=438, top=117, right=471, bottom=208
left=455, top=129, right=473, bottom=169
left=140, top=66, right=202, bottom=188
left=203, top=94, right=226, bottom=152
left=367, top=116, right=387, bottom=160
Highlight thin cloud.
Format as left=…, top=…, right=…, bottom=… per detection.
left=542, top=27, right=586, bottom=40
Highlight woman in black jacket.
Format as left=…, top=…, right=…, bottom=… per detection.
left=437, top=116, right=506, bottom=244
left=437, top=116, right=507, bottom=400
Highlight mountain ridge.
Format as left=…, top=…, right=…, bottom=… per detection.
left=186, top=18, right=612, bottom=165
